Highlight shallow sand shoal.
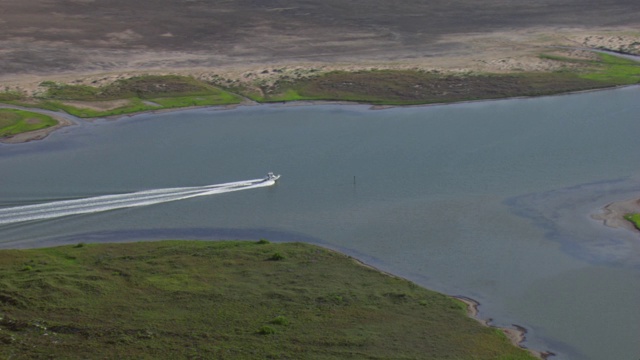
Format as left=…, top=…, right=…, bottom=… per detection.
left=592, top=198, right=640, bottom=233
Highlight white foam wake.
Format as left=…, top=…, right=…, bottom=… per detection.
left=0, top=178, right=275, bottom=225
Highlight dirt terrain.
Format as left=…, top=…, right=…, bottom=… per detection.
left=1, top=0, right=639, bottom=90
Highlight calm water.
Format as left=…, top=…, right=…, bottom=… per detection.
left=1, top=87, right=640, bottom=359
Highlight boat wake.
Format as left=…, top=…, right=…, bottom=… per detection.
left=0, top=176, right=277, bottom=226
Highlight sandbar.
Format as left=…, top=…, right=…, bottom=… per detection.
left=592, top=197, right=640, bottom=233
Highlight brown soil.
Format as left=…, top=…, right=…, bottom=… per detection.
left=24, top=118, right=41, bottom=125
left=61, top=99, right=132, bottom=111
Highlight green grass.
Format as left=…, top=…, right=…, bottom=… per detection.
left=0, top=91, right=24, bottom=102
left=31, top=98, right=157, bottom=118
left=24, top=75, right=244, bottom=118
left=256, top=70, right=607, bottom=105
left=245, top=53, right=640, bottom=105
left=539, top=52, right=640, bottom=84
left=624, top=213, right=640, bottom=230
left=250, top=88, right=321, bottom=103
left=150, top=92, right=241, bottom=108
left=0, top=109, right=58, bottom=137
left=5, top=54, right=638, bottom=118
left=0, top=240, right=538, bottom=359
left=40, top=82, right=100, bottom=100
left=579, top=53, right=640, bottom=84
left=41, top=75, right=227, bottom=101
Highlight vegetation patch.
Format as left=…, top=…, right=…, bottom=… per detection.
left=0, top=109, right=57, bottom=138
left=4, top=54, right=638, bottom=119
left=244, top=53, right=639, bottom=105
left=578, top=53, right=640, bottom=84
left=31, top=99, right=157, bottom=119
left=0, top=240, right=537, bottom=359
left=0, top=91, right=24, bottom=102
left=42, top=76, right=218, bottom=101
left=624, top=213, right=640, bottom=231
left=23, top=75, right=243, bottom=118
left=249, top=69, right=620, bottom=105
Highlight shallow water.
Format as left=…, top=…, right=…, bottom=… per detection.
left=1, top=86, right=640, bottom=359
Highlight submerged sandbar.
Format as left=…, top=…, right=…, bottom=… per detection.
left=592, top=197, right=640, bottom=233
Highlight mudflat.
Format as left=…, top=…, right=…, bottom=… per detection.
left=2, top=0, right=639, bottom=85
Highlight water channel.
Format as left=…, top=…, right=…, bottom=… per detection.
left=1, top=86, right=639, bottom=359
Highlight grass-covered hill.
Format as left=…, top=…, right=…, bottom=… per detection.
left=0, top=240, right=537, bottom=359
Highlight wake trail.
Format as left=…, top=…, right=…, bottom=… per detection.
left=0, top=178, right=275, bottom=225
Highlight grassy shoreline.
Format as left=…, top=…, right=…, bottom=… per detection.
left=1, top=50, right=639, bottom=142
left=0, top=240, right=540, bottom=359
left=240, top=53, right=640, bottom=104
left=0, top=109, right=57, bottom=138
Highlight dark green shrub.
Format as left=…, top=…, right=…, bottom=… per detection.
left=270, top=316, right=289, bottom=326
left=269, top=253, right=284, bottom=261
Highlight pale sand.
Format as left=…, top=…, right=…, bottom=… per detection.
left=591, top=198, right=640, bottom=233
left=2, top=28, right=639, bottom=98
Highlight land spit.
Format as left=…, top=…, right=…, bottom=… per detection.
left=592, top=198, right=640, bottom=233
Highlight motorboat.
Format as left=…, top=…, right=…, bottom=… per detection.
left=265, top=172, right=281, bottom=182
